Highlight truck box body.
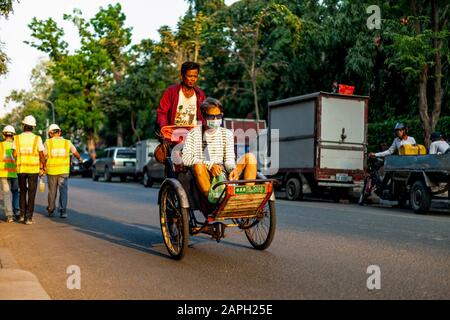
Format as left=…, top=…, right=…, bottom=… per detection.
left=224, top=118, right=267, bottom=158
left=268, top=92, right=369, bottom=197
left=135, top=139, right=160, bottom=175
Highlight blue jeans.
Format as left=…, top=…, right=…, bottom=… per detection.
left=9, top=178, right=19, bottom=215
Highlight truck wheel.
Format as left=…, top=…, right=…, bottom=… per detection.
left=410, top=180, right=431, bottom=214
left=143, top=170, right=153, bottom=188
left=286, top=177, right=302, bottom=201
left=120, top=176, right=127, bottom=182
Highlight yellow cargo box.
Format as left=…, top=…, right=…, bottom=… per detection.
left=399, top=144, right=427, bottom=156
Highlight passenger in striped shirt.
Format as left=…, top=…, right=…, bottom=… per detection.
left=182, top=98, right=257, bottom=198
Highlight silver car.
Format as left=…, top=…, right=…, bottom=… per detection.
left=142, top=151, right=165, bottom=188
left=92, top=147, right=137, bottom=182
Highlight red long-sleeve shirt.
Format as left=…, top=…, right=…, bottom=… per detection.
left=156, top=84, right=206, bottom=129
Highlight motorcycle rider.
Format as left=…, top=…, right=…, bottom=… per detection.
left=429, top=132, right=450, bottom=155
left=369, top=123, right=416, bottom=158
left=368, top=123, right=416, bottom=199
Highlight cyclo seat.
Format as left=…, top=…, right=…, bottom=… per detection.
left=160, top=125, right=203, bottom=210
left=159, top=125, right=195, bottom=174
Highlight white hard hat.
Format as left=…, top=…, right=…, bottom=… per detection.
left=48, top=124, right=61, bottom=132
left=22, top=115, right=37, bottom=127
left=2, top=125, right=16, bottom=135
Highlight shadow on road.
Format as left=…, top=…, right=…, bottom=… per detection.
left=34, top=204, right=172, bottom=260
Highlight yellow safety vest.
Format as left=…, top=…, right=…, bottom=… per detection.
left=0, top=141, right=17, bottom=178
left=45, top=138, right=71, bottom=175
left=16, top=134, right=40, bottom=174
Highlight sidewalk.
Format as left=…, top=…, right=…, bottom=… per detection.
left=0, top=247, right=50, bottom=300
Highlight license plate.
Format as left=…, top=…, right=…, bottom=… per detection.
left=336, top=174, right=349, bottom=182
left=125, top=162, right=134, bottom=167
left=73, top=166, right=80, bottom=170
left=235, top=185, right=266, bottom=195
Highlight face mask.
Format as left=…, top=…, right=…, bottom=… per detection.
left=207, top=119, right=222, bottom=129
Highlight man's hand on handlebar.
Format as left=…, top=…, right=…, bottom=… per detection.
left=368, top=152, right=376, bottom=158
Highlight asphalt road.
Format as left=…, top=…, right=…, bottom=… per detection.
left=0, top=177, right=449, bottom=299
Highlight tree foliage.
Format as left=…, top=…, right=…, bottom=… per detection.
left=1, top=0, right=449, bottom=151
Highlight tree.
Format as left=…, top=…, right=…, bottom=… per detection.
left=2, top=59, right=54, bottom=135
left=385, top=0, right=450, bottom=147
left=211, top=1, right=302, bottom=120
left=0, top=0, right=17, bottom=75
left=26, top=4, right=135, bottom=153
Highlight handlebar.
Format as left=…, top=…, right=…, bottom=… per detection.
left=212, top=179, right=279, bottom=190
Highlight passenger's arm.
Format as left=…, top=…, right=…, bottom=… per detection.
left=375, top=140, right=396, bottom=157
left=224, top=130, right=236, bottom=173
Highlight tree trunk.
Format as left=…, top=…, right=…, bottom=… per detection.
left=418, top=66, right=431, bottom=148
left=431, top=0, right=443, bottom=137
left=87, top=131, right=97, bottom=160
left=252, top=75, right=260, bottom=121
left=251, top=36, right=260, bottom=121
left=117, top=121, right=124, bottom=147
left=130, top=111, right=140, bottom=142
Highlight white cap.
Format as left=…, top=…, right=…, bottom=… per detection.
left=48, top=124, right=61, bottom=132
left=2, top=125, right=16, bottom=135
left=22, top=115, right=37, bottom=127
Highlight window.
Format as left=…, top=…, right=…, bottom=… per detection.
left=116, top=150, right=136, bottom=159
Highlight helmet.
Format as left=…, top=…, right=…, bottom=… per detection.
left=22, top=115, right=37, bottom=127
left=2, top=125, right=16, bottom=135
left=431, top=132, right=442, bottom=142
left=394, top=122, right=406, bottom=131
left=48, top=124, right=61, bottom=132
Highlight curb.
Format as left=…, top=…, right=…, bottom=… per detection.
left=0, top=247, right=51, bottom=300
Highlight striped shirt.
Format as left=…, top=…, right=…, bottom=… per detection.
left=182, top=126, right=236, bottom=172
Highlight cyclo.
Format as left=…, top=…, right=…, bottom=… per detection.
left=157, top=125, right=276, bottom=260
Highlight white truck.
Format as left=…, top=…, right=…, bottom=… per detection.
left=266, top=92, right=369, bottom=201
left=135, top=139, right=165, bottom=187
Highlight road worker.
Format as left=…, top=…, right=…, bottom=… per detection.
left=12, top=115, right=46, bottom=225
left=45, top=124, right=83, bottom=219
left=0, top=125, right=19, bottom=223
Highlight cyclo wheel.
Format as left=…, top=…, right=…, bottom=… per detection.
left=243, top=200, right=276, bottom=250
left=160, top=182, right=189, bottom=260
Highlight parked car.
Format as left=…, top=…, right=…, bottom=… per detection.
left=92, top=147, right=137, bottom=182
left=135, top=139, right=165, bottom=188
left=70, top=152, right=93, bottom=178
left=142, top=150, right=165, bottom=188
